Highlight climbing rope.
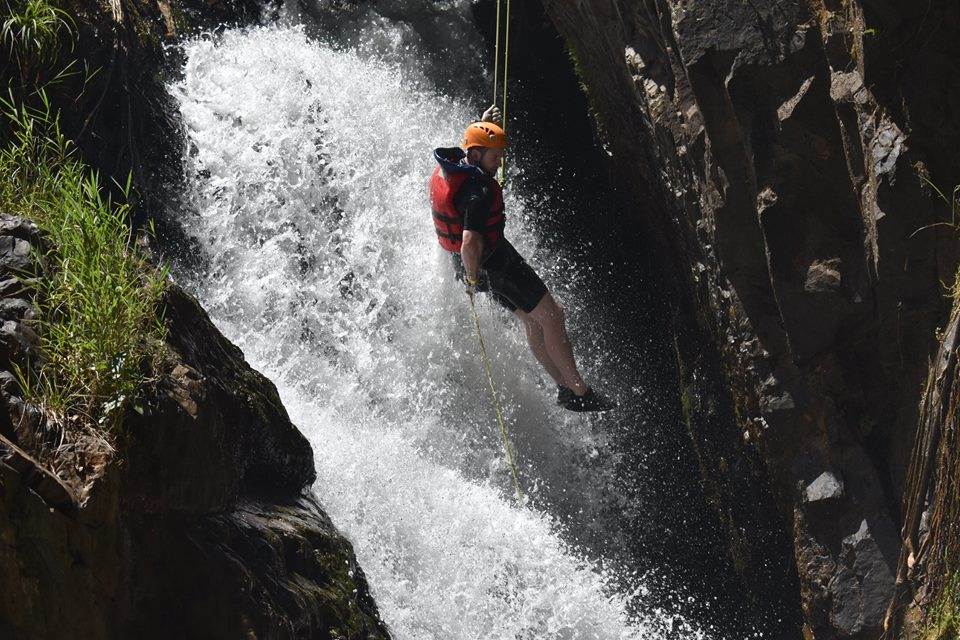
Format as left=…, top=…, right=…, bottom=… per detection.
left=465, top=0, right=521, bottom=502
left=468, top=291, right=524, bottom=503
left=492, top=0, right=501, bottom=104
left=491, top=0, right=512, bottom=183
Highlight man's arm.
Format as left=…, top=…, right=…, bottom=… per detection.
left=460, top=230, right=484, bottom=281
left=456, top=177, right=493, bottom=283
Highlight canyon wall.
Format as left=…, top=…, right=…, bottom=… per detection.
left=540, top=0, right=960, bottom=636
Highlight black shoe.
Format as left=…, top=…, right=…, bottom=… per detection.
left=562, top=387, right=616, bottom=413
left=556, top=385, right=574, bottom=406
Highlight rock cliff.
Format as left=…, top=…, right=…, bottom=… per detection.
left=539, top=0, right=960, bottom=637
left=884, top=302, right=960, bottom=637
left=0, top=214, right=388, bottom=638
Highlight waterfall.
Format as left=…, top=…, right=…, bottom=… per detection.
left=168, top=12, right=711, bottom=639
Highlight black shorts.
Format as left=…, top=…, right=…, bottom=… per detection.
left=452, top=239, right=548, bottom=313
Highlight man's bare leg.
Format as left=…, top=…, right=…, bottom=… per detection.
left=526, top=293, right=588, bottom=396
left=514, top=309, right=565, bottom=386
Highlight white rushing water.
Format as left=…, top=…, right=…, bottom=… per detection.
left=170, top=16, right=707, bottom=640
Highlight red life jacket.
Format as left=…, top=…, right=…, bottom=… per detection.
left=429, top=166, right=505, bottom=253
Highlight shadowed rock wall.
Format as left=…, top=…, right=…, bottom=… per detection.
left=884, top=304, right=960, bottom=638
left=0, top=244, right=389, bottom=639
left=539, top=0, right=960, bottom=637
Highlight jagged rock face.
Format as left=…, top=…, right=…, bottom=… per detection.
left=0, top=216, right=388, bottom=639
left=1, top=475, right=388, bottom=639
left=884, top=306, right=960, bottom=635
left=121, top=285, right=317, bottom=513
left=125, top=497, right=386, bottom=639
left=541, top=0, right=960, bottom=637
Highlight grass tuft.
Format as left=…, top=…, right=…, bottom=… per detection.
left=925, top=571, right=960, bottom=640
left=0, top=90, right=167, bottom=434
left=911, top=173, right=960, bottom=306
left=2, top=0, right=74, bottom=76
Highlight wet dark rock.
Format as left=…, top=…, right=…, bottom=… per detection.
left=127, top=497, right=388, bottom=639
left=5, top=395, right=48, bottom=451
left=541, top=0, right=960, bottom=636
left=0, top=235, right=34, bottom=274
left=840, top=520, right=896, bottom=628
left=0, top=370, right=19, bottom=395
left=0, top=280, right=388, bottom=639
left=0, top=319, right=40, bottom=372
left=122, top=284, right=316, bottom=514
left=0, top=297, right=35, bottom=321
left=885, top=308, right=960, bottom=635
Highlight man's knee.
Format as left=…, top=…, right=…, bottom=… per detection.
left=516, top=312, right=540, bottom=337
left=532, top=293, right=565, bottom=326
left=527, top=323, right=543, bottom=343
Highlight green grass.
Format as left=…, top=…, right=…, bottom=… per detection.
left=2, top=0, right=74, bottom=77
left=0, top=91, right=167, bottom=432
left=924, top=571, right=960, bottom=640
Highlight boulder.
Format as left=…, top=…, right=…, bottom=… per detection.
left=120, top=285, right=316, bottom=514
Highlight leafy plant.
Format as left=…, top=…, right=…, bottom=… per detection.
left=2, top=0, right=75, bottom=82
left=0, top=91, right=167, bottom=432
left=907, top=174, right=960, bottom=303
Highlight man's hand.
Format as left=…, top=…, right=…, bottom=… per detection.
left=465, top=274, right=481, bottom=297
left=463, top=271, right=490, bottom=296
left=481, top=104, right=502, bottom=124
left=461, top=230, right=485, bottom=294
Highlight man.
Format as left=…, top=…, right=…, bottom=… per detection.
left=429, top=107, right=615, bottom=412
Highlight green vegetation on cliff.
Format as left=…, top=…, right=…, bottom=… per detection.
left=1, top=0, right=167, bottom=435
left=0, top=94, right=167, bottom=429
left=924, top=570, right=960, bottom=640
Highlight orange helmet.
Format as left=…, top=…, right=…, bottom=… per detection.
left=462, top=121, right=507, bottom=150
